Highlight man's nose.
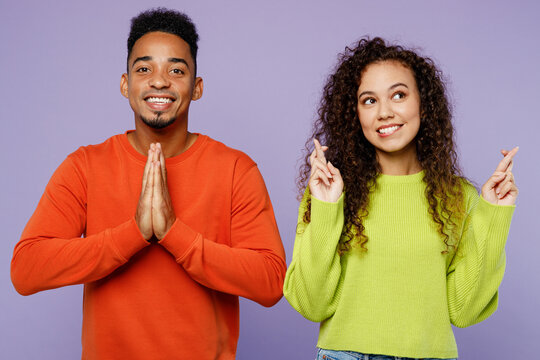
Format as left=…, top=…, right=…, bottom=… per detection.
left=148, top=70, right=170, bottom=89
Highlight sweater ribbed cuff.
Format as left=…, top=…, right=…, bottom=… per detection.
left=310, top=194, right=345, bottom=248
left=478, top=195, right=515, bottom=224
left=477, top=196, right=515, bottom=257
left=158, top=218, right=200, bottom=262
left=311, top=193, right=344, bottom=220
left=110, top=218, right=149, bottom=261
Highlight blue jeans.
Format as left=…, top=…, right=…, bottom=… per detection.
left=316, top=348, right=457, bottom=360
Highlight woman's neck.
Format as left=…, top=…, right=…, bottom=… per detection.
left=375, top=145, right=422, bottom=175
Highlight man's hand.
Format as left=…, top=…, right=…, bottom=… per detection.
left=135, top=146, right=155, bottom=241
left=151, top=143, right=176, bottom=240
left=481, top=146, right=519, bottom=206
left=135, top=143, right=176, bottom=241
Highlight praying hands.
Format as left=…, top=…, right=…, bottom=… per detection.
left=135, top=143, right=176, bottom=241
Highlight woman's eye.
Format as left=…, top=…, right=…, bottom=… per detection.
left=392, top=92, right=405, bottom=100
left=363, top=98, right=376, bottom=105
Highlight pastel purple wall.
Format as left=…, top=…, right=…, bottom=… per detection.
left=1, top=1, right=538, bottom=358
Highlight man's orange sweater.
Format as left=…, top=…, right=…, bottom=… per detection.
left=11, top=133, right=286, bottom=359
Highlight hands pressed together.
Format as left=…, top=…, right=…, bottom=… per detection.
left=135, top=143, right=176, bottom=241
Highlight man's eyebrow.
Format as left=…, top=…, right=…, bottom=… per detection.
left=132, top=56, right=152, bottom=68
left=168, top=58, right=189, bottom=68
left=131, top=56, right=189, bottom=70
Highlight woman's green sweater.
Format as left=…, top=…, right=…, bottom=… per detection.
left=283, top=172, right=514, bottom=359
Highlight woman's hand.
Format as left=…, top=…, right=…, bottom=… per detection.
left=308, top=139, right=344, bottom=203
left=481, top=147, right=519, bottom=205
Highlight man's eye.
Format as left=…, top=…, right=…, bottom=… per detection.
left=363, top=98, right=376, bottom=105
left=136, top=67, right=149, bottom=73
left=171, top=69, right=184, bottom=75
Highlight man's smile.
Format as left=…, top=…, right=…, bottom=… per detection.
left=143, top=94, right=176, bottom=111
left=146, top=97, right=173, bottom=104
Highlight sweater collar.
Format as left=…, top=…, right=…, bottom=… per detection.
left=119, top=130, right=208, bottom=166
left=376, top=170, right=425, bottom=184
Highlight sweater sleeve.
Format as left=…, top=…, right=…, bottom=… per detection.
left=11, top=152, right=149, bottom=296
left=158, top=164, right=286, bottom=307
left=446, top=189, right=515, bottom=328
left=282, top=191, right=345, bottom=322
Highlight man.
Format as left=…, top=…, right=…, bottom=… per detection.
left=11, top=8, right=286, bottom=359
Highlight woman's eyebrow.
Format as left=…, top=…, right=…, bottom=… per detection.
left=358, top=83, right=409, bottom=98
left=389, top=82, right=408, bottom=90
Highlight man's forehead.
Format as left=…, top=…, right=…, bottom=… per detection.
left=132, top=31, right=188, bottom=51
left=129, top=31, right=193, bottom=64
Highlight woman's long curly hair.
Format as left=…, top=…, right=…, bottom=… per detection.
left=299, top=37, right=465, bottom=255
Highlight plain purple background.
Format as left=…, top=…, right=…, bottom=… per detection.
left=1, top=1, right=538, bottom=359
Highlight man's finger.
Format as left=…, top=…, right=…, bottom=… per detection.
left=141, top=149, right=153, bottom=190
left=152, top=143, right=159, bottom=162
left=157, top=143, right=167, bottom=182
left=147, top=159, right=155, bottom=196
left=135, top=157, right=154, bottom=241
left=153, top=161, right=162, bottom=198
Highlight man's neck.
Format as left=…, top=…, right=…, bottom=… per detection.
left=127, top=120, right=197, bottom=158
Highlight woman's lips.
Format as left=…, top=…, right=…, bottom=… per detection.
left=377, top=124, right=403, bottom=137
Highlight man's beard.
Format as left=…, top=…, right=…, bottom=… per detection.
left=141, top=112, right=176, bottom=129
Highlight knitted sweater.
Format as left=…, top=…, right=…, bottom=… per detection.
left=283, top=171, right=514, bottom=359
left=11, top=132, right=286, bottom=360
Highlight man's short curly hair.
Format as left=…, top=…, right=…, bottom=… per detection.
left=127, top=8, right=199, bottom=74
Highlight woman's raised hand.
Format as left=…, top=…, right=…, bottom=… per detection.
left=481, top=147, right=519, bottom=206
left=308, top=139, right=344, bottom=203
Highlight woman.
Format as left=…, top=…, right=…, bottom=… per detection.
left=283, top=38, right=517, bottom=360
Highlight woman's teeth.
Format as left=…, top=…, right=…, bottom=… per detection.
left=378, top=125, right=401, bottom=134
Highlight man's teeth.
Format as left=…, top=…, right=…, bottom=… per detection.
left=378, top=125, right=401, bottom=134
left=146, top=97, right=173, bottom=104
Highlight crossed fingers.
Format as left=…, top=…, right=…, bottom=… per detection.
left=309, top=139, right=332, bottom=185
left=494, top=147, right=518, bottom=200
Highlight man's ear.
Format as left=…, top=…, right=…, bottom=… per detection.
left=120, top=73, right=129, bottom=98
left=192, top=77, right=203, bottom=101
